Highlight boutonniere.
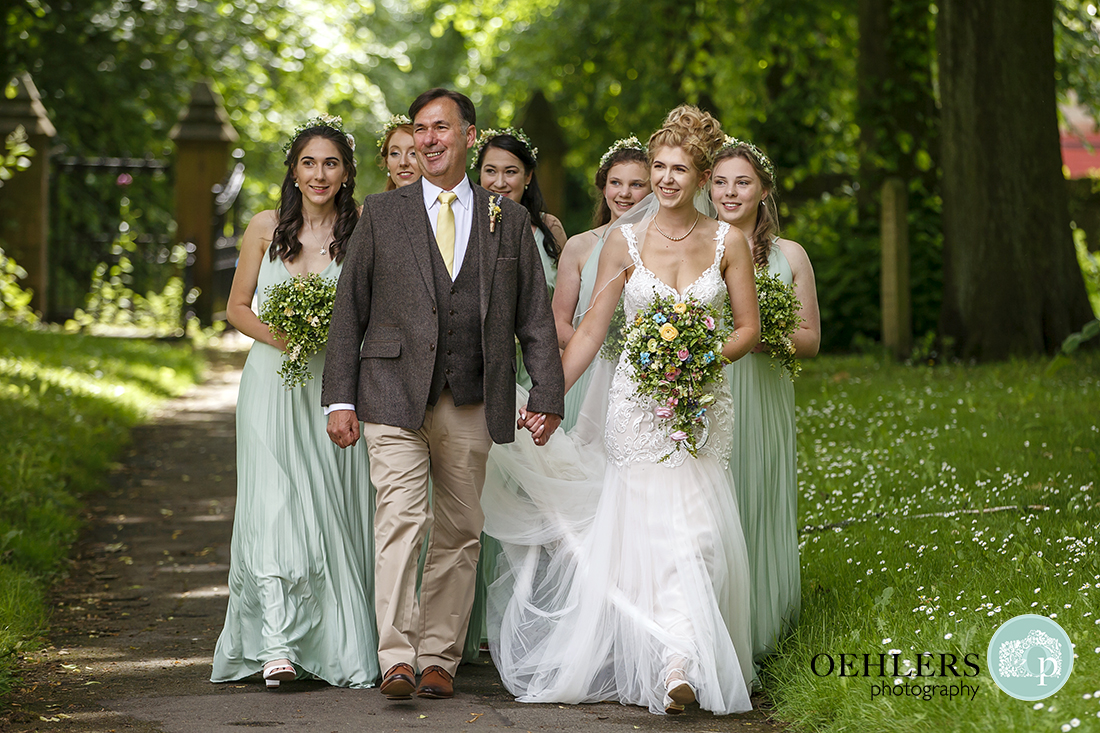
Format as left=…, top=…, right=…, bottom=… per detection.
left=488, top=194, right=503, bottom=233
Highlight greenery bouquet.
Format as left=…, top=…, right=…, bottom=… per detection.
left=756, top=268, right=804, bottom=379
left=259, top=273, right=338, bottom=389
left=622, top=294, right=733, bottom=460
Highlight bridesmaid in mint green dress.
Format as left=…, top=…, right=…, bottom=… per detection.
left=553, top=137, right=651, bottom=431
left=212, top=119, right=378, bottom=689
left=711, top=138, right=821, bottom=660
left=463, top=129, right=566, bottom=660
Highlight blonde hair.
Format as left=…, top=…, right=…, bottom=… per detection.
left=646, top=105, right=725, bottom=173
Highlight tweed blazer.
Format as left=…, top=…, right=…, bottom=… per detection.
left=321, top=179, right=565, bottom=445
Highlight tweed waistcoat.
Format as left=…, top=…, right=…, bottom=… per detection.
left=427, top=236, right=484, bottom=407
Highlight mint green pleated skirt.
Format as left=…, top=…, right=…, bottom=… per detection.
left=726, top=352, right=801, bottom=660
left=211, top=343, right=379, bottom=687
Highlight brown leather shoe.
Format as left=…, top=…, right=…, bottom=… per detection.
left=416, top=665, right=454, bottom=698
left=380, top=663, right=416, bottom=699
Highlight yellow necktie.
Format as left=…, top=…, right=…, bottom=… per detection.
left=436, top=191, right=458, bottom=277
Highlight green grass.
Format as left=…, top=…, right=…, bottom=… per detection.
left=0, top=322, right=202, bottom=697
left=766, top=353, right=1100, bottom=732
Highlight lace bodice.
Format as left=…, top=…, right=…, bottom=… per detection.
left=604, top=222, right=735, bottom=468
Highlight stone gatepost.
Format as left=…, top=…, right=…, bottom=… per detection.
left=170, top=80, right=238, bottom=325
left=0, top=73, right=57, bottom=315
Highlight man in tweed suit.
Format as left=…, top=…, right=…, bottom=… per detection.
left=322, top=88, right=564, bottom=700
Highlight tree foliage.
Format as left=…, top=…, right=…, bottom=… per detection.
left=2, top=0, right=1099, bottom=350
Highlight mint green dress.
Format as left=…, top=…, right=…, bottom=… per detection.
left=515, top=227, right=557, bottom=391
left=465, top=225, right=557, bottom=662
left=725, top=244, right=800, bottom=660
left=211, top=254, right=379, bottom=688
left=561, top=230, right=607, bottom=432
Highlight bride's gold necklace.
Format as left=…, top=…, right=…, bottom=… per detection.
left=653, top=213, right=700, bottom=242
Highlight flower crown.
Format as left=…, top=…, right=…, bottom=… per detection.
left=471, top=127, right=538, bottom=168
left=720, top=134, right=775, bottom=179
left=376, top=114, right=412, bottom=151
left=599, top=135, right=645, bottom=170
left=283, top=114, right=355, bottom=156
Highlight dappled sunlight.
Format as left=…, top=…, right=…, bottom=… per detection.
left=183, top=513, right=232, bottom=522
left=156, top=563, right=230, bottom=574
left=169, top=585, right=229, bottom=600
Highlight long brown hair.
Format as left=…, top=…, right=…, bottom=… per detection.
left=270, top=124, right=358, bottom=264
left=592, top=147, right=649, bottom=228
left=713, top=144, right=779, bottom=267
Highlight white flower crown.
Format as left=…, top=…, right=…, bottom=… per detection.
left=471, top=127, right=538, bottom=168
left=599, top=135, right=645, bottom=169
left=720, top=134, right=775, bottom=178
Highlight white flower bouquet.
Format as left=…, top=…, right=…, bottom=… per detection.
left=259, top=273, right=338, bottom=389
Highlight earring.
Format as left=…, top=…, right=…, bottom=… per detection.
left=294, top=181, right=299, bottom=188
left=760, top=199, right=766, bottom=207
left=342, top=182, right=347, bottom=188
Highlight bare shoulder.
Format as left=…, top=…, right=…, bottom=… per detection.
left=561, top=228, right=602, bottom=257
left=717, top=222, right=751, bottom=267
left=243, top=209, right=278, bottom=250
left=543, top=212, right=566, bottom=234
left=775, top=237, right=814, bottom=271
left=601, top=224, right=633, bottom=265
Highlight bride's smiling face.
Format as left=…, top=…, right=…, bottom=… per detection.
left=650, top=146, right=708, bottom=210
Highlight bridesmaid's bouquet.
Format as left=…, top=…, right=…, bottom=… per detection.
left=623, top=294, right=733, bottom=460
left=756, top=268, right=804, bottom=379
left=259, top=273, right=339, bottom=389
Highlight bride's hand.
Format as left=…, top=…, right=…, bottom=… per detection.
left=519, top=406, right=561, bottom=446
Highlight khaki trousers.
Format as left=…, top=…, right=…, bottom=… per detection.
left=362, top=390, right=492, bottom=677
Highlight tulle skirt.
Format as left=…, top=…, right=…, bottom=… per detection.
left=482, top=366, right=753, bottom=714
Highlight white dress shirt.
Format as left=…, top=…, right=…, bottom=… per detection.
left=325, top=176, right=474, bottom=415
left=421, top=175, right=474, bottom=279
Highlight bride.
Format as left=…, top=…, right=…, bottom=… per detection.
left=483, top=106, right=760, bottom=715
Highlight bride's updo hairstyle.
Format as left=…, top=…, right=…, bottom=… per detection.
left=646, top=105, right=725, bottom=174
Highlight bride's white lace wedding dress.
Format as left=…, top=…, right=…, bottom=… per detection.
left=482, top=222, right=754, bottom=715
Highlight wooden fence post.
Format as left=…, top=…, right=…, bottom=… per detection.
left=0, top=73, right=57, bottom=315
left=881, top=177, right=912, bottom=358
left=170, top=80, right=237, bottom=325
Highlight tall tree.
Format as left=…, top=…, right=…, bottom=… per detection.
left=938, top=0, right=1094, bottom=359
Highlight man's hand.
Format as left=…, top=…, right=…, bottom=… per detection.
left=327, top=409, right=360, bottom=448
left=518, top=405, right=562, bottom=447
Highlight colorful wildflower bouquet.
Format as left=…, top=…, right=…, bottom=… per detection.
left=623, top=294, right=733, bottom=460
left=756, top=268, right=803, bottom=379
left=259, top=273, right=339, bottom=389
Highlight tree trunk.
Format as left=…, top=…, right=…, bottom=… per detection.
left=856, top=0, right=937, bottom=211
left=938, top=0, right=1094, bottom=359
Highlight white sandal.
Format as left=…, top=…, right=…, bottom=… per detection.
left=262, top=659, right=296, bottom=689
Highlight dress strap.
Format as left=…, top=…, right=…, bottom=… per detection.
left=622, top=223, right=643, bottom=268
left=713, top=222, right=729, bottom=266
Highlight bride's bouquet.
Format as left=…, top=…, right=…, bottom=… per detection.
left=259, top=273, right=339, bottom=389
left=755, top=268, right=804, bottom=379
left=623, top=294, right=733, bottom=460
